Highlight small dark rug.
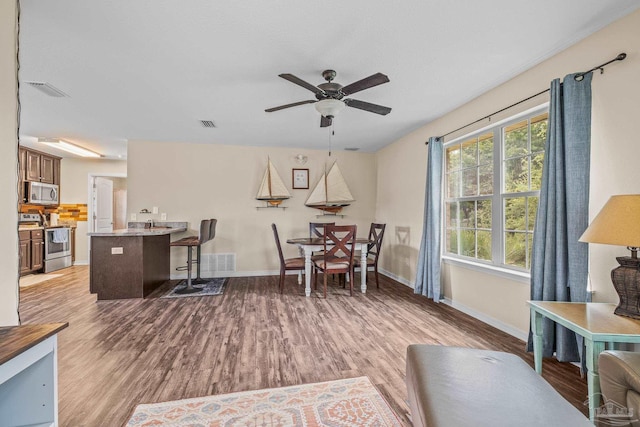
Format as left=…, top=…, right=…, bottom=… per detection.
left=161, top=277, right=227, bottom=299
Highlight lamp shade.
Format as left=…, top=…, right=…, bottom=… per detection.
left=579, top=195, right=640, bottom=247
left=315, top=99, right=345, bottom=118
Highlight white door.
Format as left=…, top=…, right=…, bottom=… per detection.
left=94, top=177, right=114, bottom=232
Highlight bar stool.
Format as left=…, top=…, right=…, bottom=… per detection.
left=170, top=219, right=215, bottom=294
left=193, top=219, right=217, bottom=284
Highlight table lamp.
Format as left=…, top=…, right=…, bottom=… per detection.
left=580, top=195, right=640, bottom=318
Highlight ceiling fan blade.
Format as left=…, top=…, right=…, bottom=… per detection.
left=279, top=74, right=325, bottom=95
left=341, top=73, right=390, bottom=96
left=265, top=100, right=316, bottom=113
left=320, top=116, right=332, bottom=127
left=344, top=98, right=392, bottom=115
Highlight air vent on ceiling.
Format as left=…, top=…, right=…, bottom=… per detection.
left=344, top=147, right=360, bottom=151
left=200, top=120, right=216, bottom=128
left=24, top=81, right=69, bottom=97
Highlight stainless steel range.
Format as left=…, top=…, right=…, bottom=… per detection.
left=44, top=227, right=72, bottom=272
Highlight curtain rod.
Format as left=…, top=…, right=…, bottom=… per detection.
left=425, top=52, right=627, bottom=145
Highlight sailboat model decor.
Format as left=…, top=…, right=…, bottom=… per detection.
left=256, top=158, right=291, bottom=207
left=305, top=162, right=354, bottom=214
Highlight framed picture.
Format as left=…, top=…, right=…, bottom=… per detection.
left=292, top=168, right=309, bottom=189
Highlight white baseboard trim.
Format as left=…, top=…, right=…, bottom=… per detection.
left=441, top=297, right=528, bottom=342
left=169, top=269, right=299, bottom=280
left=378, top=269, right=527, bottom=342
left=379, top=268, right=414, bottom=289
left=73, top=261, right=89, bottom=266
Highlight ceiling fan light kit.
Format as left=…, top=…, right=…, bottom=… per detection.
left=265, top=69, right=391, bottom=127
left=315, top=99, right=345, bottom=118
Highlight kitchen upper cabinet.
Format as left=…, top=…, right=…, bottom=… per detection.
left=23, top=148, right=60, bottom=185
left=40, top=155, right=55, bottom=184
left=25, top=150, right=41, bottom=182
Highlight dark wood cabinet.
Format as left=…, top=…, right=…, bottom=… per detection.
left=25, top=150, right=41, bottom=182
left=70, top=227, right=76, bottom=263
left=40, top=156, right=55, bottom=184
left=19, top=234, right=31, bottom=275
left=18, top=148, right=26, bottom=204
left=21, top=147, right=61, bottom=185
left=19, top=229, right=44, bottom=276
left=53, top=158, right=60, bottom=187
left=31, top=232, right=44, bottom=271
left=18, top=147, right=62, bottom=206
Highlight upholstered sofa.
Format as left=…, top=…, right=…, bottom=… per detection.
left=406, top=345, right=591, bottom=427
left=599, top=350, right=640, bottom=427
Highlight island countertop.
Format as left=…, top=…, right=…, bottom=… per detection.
left=87, top=221, right=188, bottom=237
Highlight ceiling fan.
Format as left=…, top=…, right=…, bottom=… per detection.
left=265, top=70, right=391, bottom=127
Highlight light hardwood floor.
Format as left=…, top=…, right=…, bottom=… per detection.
left=19, top=266, right=587, bottom=426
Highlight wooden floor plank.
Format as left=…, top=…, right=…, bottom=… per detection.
left=18, top=266, right=588, bottom=426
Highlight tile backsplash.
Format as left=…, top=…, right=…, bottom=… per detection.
left=20, top=203, right=88, bottom=222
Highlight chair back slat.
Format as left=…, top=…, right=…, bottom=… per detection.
left=310, top=222, right=335, bottom=238
left=271, top=223, right=285, bottom=264
left=368, top=223, right=386, bottom=258
left=323, top=224, right=357, bottom=263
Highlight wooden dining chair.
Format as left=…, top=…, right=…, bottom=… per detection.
left=354, top=223, right=386, bottom=288
left=313, top=224, right=357, bottom=298
left=272, top=223, right=305, bottom=294
left=309, top=222, right=335, bottom=260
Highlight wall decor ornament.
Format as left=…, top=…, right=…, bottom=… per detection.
left=292, top=168, right=309, bottom=189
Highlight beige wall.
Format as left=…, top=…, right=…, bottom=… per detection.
left=127, top=141, right=376, bottom=275
left=376, top=9, right=640, bottom=337
left=60, top=158, right=127, bottom=263
left=0, top=0, right=19, bottom=326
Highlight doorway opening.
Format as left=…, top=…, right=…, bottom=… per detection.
left=88, top=174, right=127, bottom=261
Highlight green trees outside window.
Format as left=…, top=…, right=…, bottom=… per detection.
left=445, top=110, right=547, bottom=271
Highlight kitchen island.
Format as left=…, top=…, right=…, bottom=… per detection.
left=88, top=222, right=187, bottom=300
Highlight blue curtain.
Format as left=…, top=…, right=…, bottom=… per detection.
left=415, top=137, right=443, bottom=300
left=526, top=72, right=592, bottom=362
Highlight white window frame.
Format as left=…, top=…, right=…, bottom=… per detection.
left=442, top=103, right=549, bottom=279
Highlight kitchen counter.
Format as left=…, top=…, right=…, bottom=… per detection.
left=88, top=221, right=187, bottom=237
left=89, top=222, right=188, bottom=300
left=88, top=227, right=186, bottom=237
left=0, top=323, right=69, bottom=426
left=18, top=225, right=44, bottom=231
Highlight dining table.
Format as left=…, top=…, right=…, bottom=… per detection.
left=286, top=237, right=372, bottom=297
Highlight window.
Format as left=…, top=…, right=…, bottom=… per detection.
left=444, top=108, right=548, bottom=272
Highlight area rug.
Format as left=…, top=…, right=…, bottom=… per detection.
left=161, top=277, right=227, bottom=299
left=126, top=376, right=402, bottom=426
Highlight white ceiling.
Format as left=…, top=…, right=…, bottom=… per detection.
left=17, top=0, right=640, bottom=159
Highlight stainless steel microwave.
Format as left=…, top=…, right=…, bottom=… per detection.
left=27, top=182, right=59, bottom=205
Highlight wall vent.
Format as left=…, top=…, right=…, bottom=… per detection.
left=24, top=81, right=69, bottom=97
left=344, top=147, right=359, bottom=151
left=200, top=120, right=216, bottom=128
left=202, top=253, right=236, bottom=273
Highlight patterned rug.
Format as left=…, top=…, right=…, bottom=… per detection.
left=126, top=376, right=401, bottom=426
left=161, top=277, right=226, bottom=299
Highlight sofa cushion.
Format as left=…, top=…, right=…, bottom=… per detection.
left=406, top=345, right=591, bottom=427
